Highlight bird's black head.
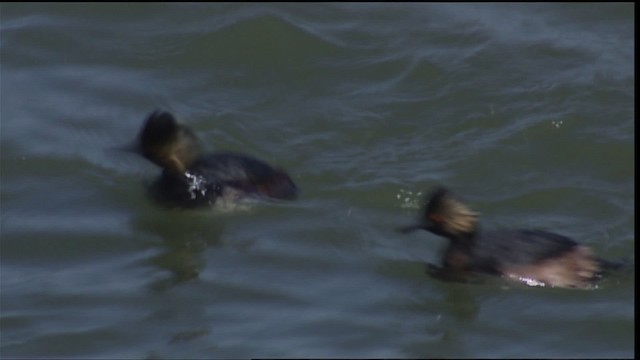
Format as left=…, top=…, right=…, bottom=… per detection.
left=399, top=186, right=479, bottom=238
left=132, top=110, right=202, bottom=173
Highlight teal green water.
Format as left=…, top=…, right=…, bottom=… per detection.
left=1, top=3, right=634, bottom=358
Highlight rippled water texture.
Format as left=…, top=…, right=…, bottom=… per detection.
left=0, top=3, right=634, bottom=358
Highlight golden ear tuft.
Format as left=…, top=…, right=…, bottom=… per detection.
left=425, top=187, right=479, bottom=235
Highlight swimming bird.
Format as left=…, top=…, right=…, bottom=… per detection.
left=399, top=187, right=620, bottom=289
left=130, top=110, right=298, bottom=209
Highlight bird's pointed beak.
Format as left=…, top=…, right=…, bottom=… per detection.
left=396, top=224, right=426, bottom=234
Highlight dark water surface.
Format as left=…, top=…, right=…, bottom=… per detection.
left=1, top=3, right=634, bottom=358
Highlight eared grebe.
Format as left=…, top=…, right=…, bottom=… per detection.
left=399, top=187, right=617, bottom=289
left=131, top=110, right=298, bottom=209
